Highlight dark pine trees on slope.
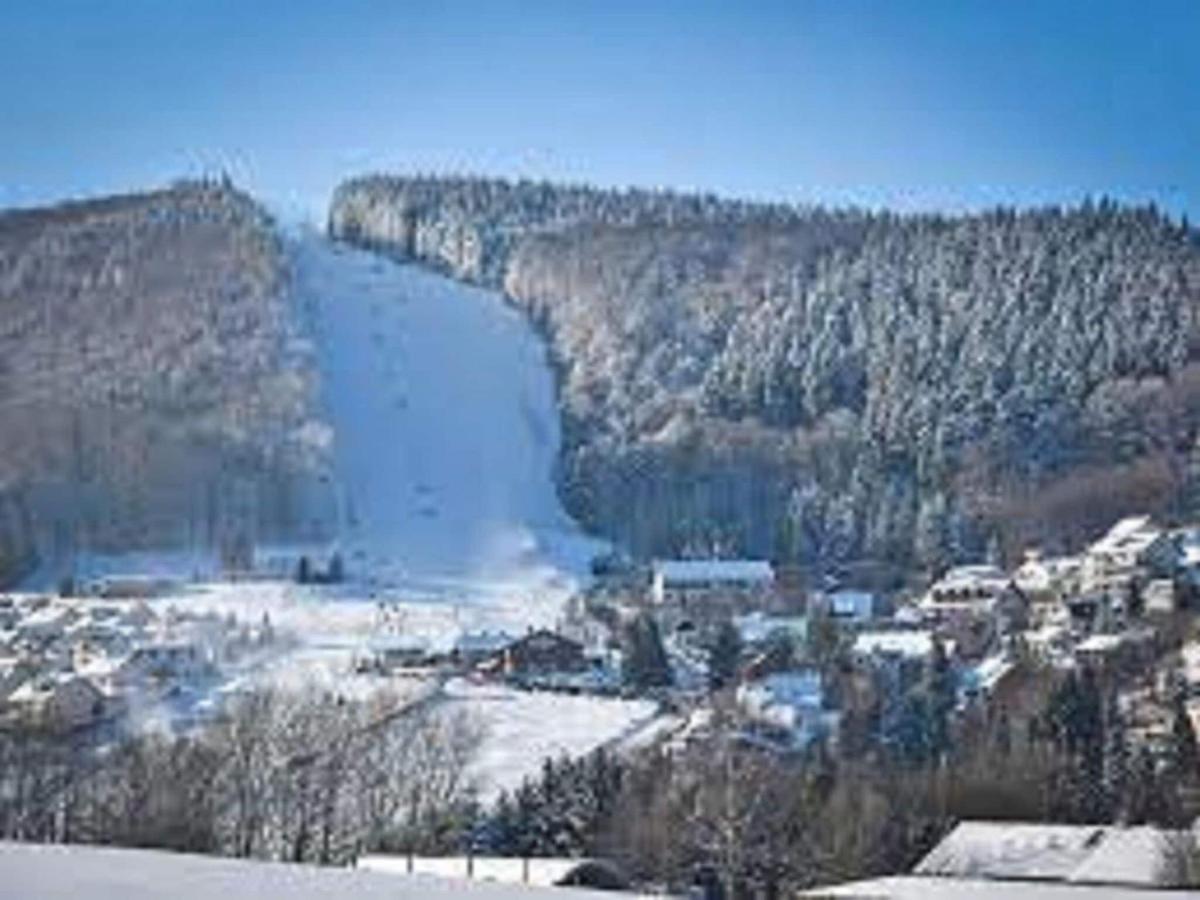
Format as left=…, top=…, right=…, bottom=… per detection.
left=0, top=180, right=328, bottom=566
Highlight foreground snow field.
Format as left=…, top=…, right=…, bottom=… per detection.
left=0, top=842, right=643, bottom=899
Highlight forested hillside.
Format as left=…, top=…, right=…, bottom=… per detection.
left=330, top=176, right=1200, bottom=571
left=0, top=180, right=329, bottom=581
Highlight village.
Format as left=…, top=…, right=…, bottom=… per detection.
left=591, top=513, right=1200, bottom=763
left=472, top=511, right=1200, bottom=769
left=0, top=574, right=288, bottom=736
left=3, top=512, right=1199, bottom=783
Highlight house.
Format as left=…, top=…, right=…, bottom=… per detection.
left=1074, top=627, right=1156, bottom=674
left=1173, top=527, right=1200, bottom=587
left=1143, top=578, right=1178, bottom=614
left=88, top=574, right=181, bottom=599
left=1023, top=622, right=1071, bottom=666
left=959, top=654, right=1018, bottom=705
left=1182, top=641, right=1200, bottom=695
left=1013, top=549, right=1081, bottom=598
left=914, top=821, right=1198, bottom=889
left=499, top=629, right=586, bottom=677
left=0, top=596, right=18, bottom=630
left=803, top=821, right=1200, bottom=895
left=1081, top=516, right=1177, bottom=595
left=736, top=669, right=836, bottom=749
left=16, top=604, right=73, bottom=643
left=650, top=559, right=774, bottom=608
left=360, top=635, right=435, bottom=673
left=824, top=589, right=877, bottom=624
left=920, top=565, right=1018, bottom=612
left=6, top=674, right=109, bottom=731
left=453, top=630, right=516, bottom=666
left=919, top=565, right=1024, bottom=656
left=116, top=640, right=212, bottom=686
left=853, top=630, right=938, bottom=666
left=0, top=655, right=33, bottom=702
left=734, top=611, right=808, bottom=648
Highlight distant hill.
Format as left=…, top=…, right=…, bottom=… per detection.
left=330, top=175, right=1200, bottom=572
left=0, top=180, right=328, bottom=581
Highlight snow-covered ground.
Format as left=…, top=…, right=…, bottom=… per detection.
left=0, top=841, right=643, bottom=899
left=439, top=678, right=657, bottom=803
left=294, top=231, right=606, bottom=605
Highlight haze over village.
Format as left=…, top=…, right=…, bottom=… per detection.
left=1, top=2, right=1199, bottom=898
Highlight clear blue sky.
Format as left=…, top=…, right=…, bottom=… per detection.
left=1, top=0, right=1197, bottom=222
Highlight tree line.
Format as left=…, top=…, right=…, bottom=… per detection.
left=0, top=686, right=478, bottom=864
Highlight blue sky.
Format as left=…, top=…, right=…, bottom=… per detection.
left=1, top=1, right=1197, bottom=221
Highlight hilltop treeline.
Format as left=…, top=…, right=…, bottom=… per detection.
left=0, top=180, right=330, bottom=579
left=331, top=175, right=1200, bottom=568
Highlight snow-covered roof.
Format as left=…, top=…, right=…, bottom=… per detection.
left=740, top=670, right=823, bottom=706
left=913, top=821, right=1196, bottom=888
left=1025, top=624, right=1068, bottom=647
left=828, top=590, right=875, bottom=618
left=367, top=633, right=433, bottom=654
left=1014, top=555, right=1081, bottom=587
left=653, top=559, right=773, bottom=585
left=931, top=565, right=1011, bottom=592
left=1076, top=633, right=1124, bottom=654
left=454, top=630, right=516, bottom=654
left=802, top=875, right=1192, bottom=898
left=1089, top=516, right=1163, bottom=557
left=962, top=655, right=1014, bottom=694
left=1183, top=641, right=1200, bottom=686
left=735, top=612, right=807, bottom=645
left=738, top=670, right=825, bottom=733
left=854, top=630, right=935, bottom=659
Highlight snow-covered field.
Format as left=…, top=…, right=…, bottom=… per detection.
left=440, top=678, right=657, bottom=803
left=0, top=841, right=641, bottom=899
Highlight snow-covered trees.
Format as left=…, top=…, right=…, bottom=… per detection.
left=0, top=687, right=479, bottom=863
left=332, top=176, right=1200, bottom=568
left=0, top=181, right=329, bottom=572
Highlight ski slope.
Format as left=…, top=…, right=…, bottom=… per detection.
left=292, top=231, right=605, bottom=616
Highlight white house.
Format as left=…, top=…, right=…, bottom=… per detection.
left=853, top=630, right=939, bottom=665
left=1081, top=516, right=1177, bottom=595
left=1013, top=550, right=1082, bottom=597
left=918, top=565, right=1025, bottom=653
left=651, top=559, right=774, bottom=606
left=736, top=670, right=835, bottom=749
left=1143, top=578, right=1177, bottom=615
left=921, top=565, right=1015, bottom=612
left=734, top=611, right=808, bottom=647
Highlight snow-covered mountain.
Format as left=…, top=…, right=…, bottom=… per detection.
left=292, top=230, right=604, bottom=606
